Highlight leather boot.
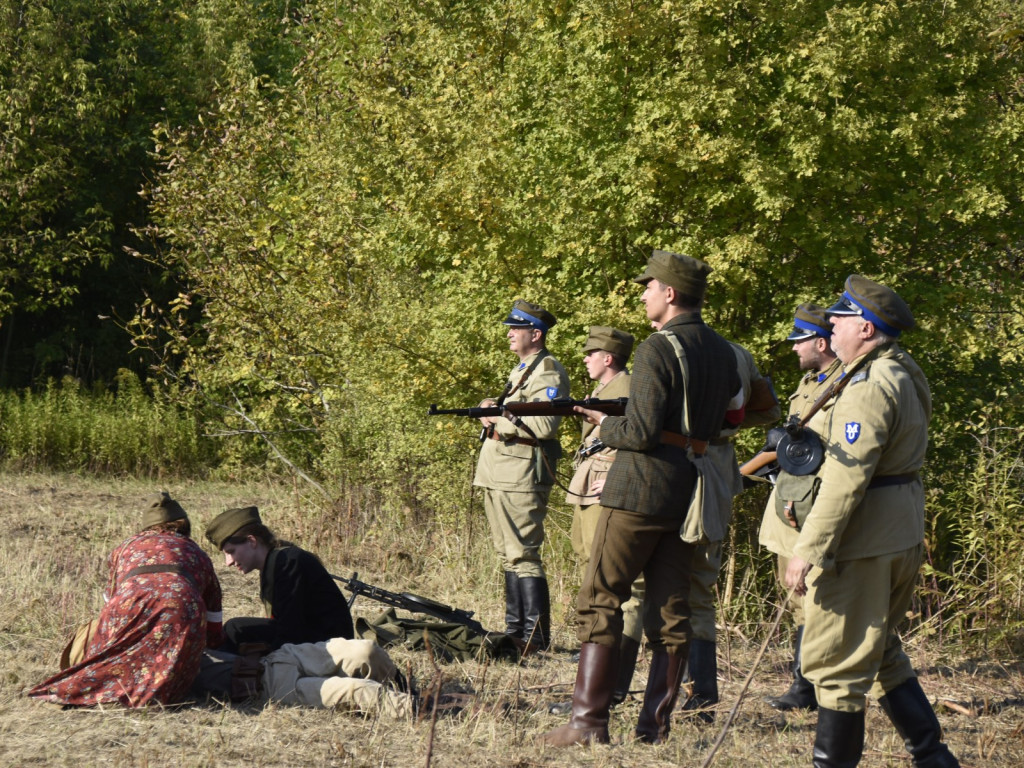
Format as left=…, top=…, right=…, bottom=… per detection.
left=612, top=635, right=641, bottom=705
left=635, top=646, right=686, bottom=744
left=681, top=637, right=718, bottom=724
left=879, top=678, right=960, bottom=767
left=520, top=576, right=551, bottom=651
left=503, top=571, right=524, bottom=640
left=767, top=626, right=818, bottom=711
left=813, top=707, right=865, bottom=768
left=539, top=642, right=617, bottom=746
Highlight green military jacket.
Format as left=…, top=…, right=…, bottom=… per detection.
left=598, top=314, right=739, bottom=518
left=565, top=369, right=631, bottom=506
left=472, top=350, right=570, bottom=491
left=759, top=357, right=843, bottom=556
left=793, top=344, right=931, bottom=569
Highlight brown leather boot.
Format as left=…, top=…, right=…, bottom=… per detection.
left=635, top=646, right=686, bottom=744
left=539, top=642, right=617, bottom=746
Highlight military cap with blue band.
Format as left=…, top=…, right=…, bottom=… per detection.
left=786, top=303, right=833, bottom=342
left=825, top=274, right=915, bottom=338
left=502, top=299, right=557, bottom=332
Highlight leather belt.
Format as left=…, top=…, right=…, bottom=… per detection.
left=661, top=431, right=708, bottom=456
left=489, top=433, right=539, bottom=447
left=867, top=472, right=919, bottom=489
left=124, top=563, right=197, bottom=589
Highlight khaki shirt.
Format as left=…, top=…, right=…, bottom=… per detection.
left=793, top=344, right=931, bottom=569
left=473, top=351, right=570, bottom=491
left=565, top=370, right=631, bottom=505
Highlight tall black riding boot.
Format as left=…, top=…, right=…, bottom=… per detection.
left=635, top=646, right=687, bottom=744
left=767, top=625, right=818, bottom=711
left=504, top=571, right=524, bottom=640
left=879, top=678, right=960, bottom=768
left=539, top=642, right=617, bottom=746
left=814, top=707, right=865, bottom=768
left=681, top=637, right=718, bottom=723
left=520, top=576, right=551, bottom=651
left=612, top=635, right=641, bottom=705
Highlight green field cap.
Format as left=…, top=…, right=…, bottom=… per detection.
left=206, top=506, right=261, bottom=549
left=633, top=249, right=711, bottom=299
left=582, top=326, right=635, bottom=359
left=142, top=491, right=188, bottom=529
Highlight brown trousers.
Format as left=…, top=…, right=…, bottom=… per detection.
left=576, top=506, right=693, bottom=654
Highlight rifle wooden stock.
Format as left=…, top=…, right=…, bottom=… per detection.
left=739, top=450, right=778, bottom=476
left=428, top=397, right=628, bottom=419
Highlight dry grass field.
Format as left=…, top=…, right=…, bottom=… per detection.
left=1, top=471, right=1021, bottom=767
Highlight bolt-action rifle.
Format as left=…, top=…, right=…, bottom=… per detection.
left=428, top=397, right=628, bottom=420
left=331, top=572, right=489, bottom=637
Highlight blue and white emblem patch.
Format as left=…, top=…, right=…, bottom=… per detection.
left=845, top=422, right=861, bottom=444
left=545, top=387, right=559, bottom=399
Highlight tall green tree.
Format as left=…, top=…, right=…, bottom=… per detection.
left=0, top=0, right=299, bottom=385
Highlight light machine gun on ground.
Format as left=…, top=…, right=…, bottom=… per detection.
left=331, top=572, right=489, bottom=637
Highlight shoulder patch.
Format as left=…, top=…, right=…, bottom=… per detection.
left=844, top=422, right=861, bottom=444
left=545, top=387, right=559, bottom=400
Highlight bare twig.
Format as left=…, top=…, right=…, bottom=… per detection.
left=700, top=587, right=795, bottom=768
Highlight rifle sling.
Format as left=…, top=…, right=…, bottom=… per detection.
left=488, top=432, right=539, bottom=447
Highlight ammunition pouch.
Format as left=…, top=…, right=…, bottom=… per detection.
left=774, top=472, right=822, bottom=531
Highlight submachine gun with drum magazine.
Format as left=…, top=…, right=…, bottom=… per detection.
left=331, top=572, right=490, bottom=637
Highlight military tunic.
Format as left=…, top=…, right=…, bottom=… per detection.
left=473, top=350, right=570, bottom=577
left=576, top=314, right=739, bottom=652
left=795, top=344, right=931, bottom=712
left=564, top=369, right=645, bottom=643
left=759, top=356, right=843, bottom=623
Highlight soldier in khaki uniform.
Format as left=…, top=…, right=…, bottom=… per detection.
left=473, top=299, right=570, bottom=651
left=759, top=304, right=841, bottom=712
left=682, top=341, right=780, bottom=722
left=785, top=276, right=959, bottom=768
left=541, top=250, right=740, bottom=747
left=563, top=326, right=642, bottom=705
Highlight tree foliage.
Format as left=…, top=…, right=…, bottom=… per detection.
left=141, top=0, right=1024, bottom=518
left=0, top=0, right=299, bottom=383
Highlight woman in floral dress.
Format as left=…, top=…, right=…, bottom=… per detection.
left=29, top=493, right=223, bottom=707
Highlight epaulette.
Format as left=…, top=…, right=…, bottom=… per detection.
left=848, top=370, right=869, bottom=385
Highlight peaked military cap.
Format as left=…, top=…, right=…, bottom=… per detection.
left=826, top=274, right=915, bottom=337
left=142, top=491, right=188, bottom=529
left=786, top=303, right=833, bottom=341
left=206, top=506, right=262, bottom=549
left=633, top=249, right=711, bottom=300
left=502, top=299, right=557, bottom=332
left=582, top=326, right=635, bottom=360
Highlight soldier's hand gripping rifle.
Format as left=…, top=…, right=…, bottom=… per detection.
left=332, top=572, right=490, bottom=637
left=428, top=397, right=628, bottom=421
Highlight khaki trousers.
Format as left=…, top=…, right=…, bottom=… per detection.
left=577, top=506, right=693, bottom=654
left=262, top=638, right=411, bottom=718
left=802, top=545, right=921, bottom=712
left=572, top=502, right=646, bottom=643
left=483, top=487, right=549, bottom=578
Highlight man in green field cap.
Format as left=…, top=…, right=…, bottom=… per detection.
left=473, top=299, right=570, bottom=653
left=541, top=249, right=741, bottom=747
left=759, top=303, right=841, bottom=713
left=784, top=275, right=960, bottom=767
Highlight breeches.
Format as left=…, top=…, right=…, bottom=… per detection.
left=576, top=506, right=693, bottom=654
left=802, top=545, right=922, bottom=712
left=573, top=502, right=646, bottom=643
left=483, top=487, right=549, bottom=578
